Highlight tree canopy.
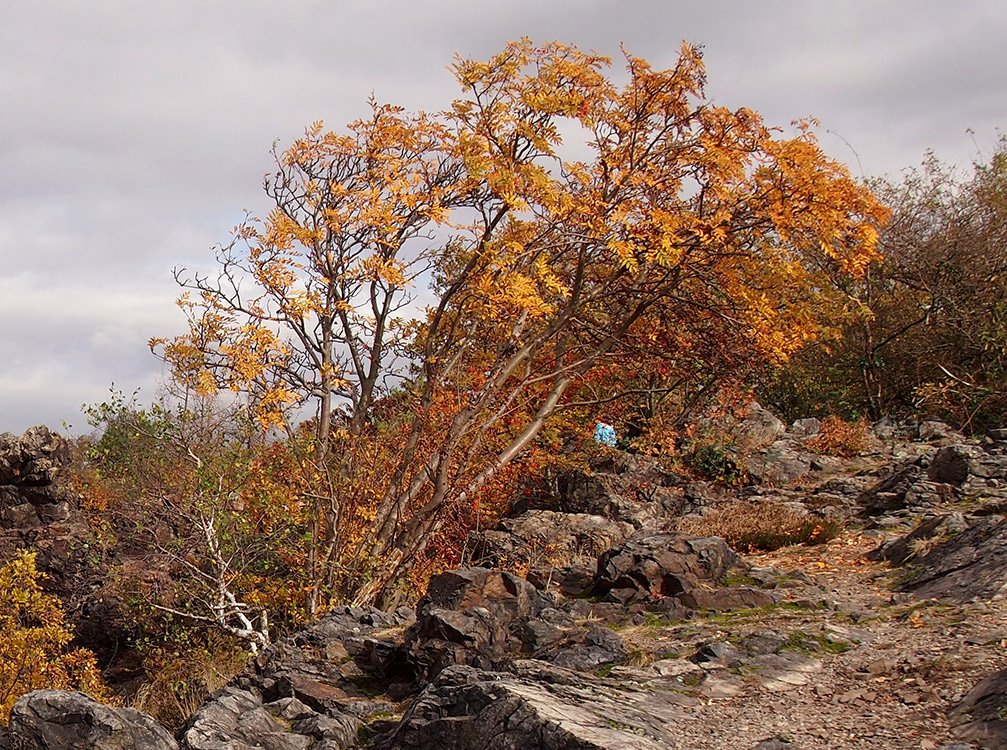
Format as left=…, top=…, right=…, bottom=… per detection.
left=153, top=40, right=886, bottom=606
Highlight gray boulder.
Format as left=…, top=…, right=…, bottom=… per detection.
left=8, top=690, right=176, bottom=750
left=730, top=402, right=787, bottom=453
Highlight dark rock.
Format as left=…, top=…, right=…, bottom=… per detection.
left=892, top=515, right=1007, bottom=602
left=949, top=668, right=1007, bottom=747
left=928, top=445, right=975, bottom=485
left=9, top=690, right=176, bottom=750
left=857, top=458, right=950, bottom=516
left=179, top=605, right=412, bottom=749
left=374, top=661, right=691, bottom=750
left=526, top=562, right=596, bottom=598
left=679, top=586, right=776, bottom=611
left=594, top=532, right=740, bottom=604
left=549, top=626, right=626, bottom=672
left=406, top=568, right=554, bottom=682
left=515, top=453, right=685, bottom=529
left=754, top=736, right=799, bottom=750
left=691, top=641, right=743, bottom=666
left=868, top=512, right=968, bottom=566
left=0, top=426, right=70, bottom=488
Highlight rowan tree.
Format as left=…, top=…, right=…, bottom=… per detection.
left=156, top=40, right=886, bottom=606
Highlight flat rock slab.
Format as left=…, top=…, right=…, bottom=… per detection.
left=376, top=660, right=693, bottom=750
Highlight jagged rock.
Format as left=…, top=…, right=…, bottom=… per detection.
left=406, top=568, right=555, bottom=682
left=515, top=453, right=685, bottom=529
left=526, top=562, right=596, bottom=597
left=179, top=606, right=411, bottom=750
left=856, top=455, right=957, bottom=517
left=0, top=426, right=69, bottom=488
left=691, top=641, right=744, bottom=666
left=181, top=686, right=317, bottom=750
left=891, top=515, right=1007, bottom=602
left=8, top=690, right=176, bottom=750
left=374, top=661, right=692, bottom=750
left=593, top=532, right=740, bottom=604
left=869, top=512, right=969, bottom=566
left=0, top=427, right=110, bottom=663
left=470, top=510, right=634, bottom=571
left=949, top=668, right=1007, bottom=747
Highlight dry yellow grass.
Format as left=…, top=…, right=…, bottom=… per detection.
left=677, top=501, right=842, bottom=553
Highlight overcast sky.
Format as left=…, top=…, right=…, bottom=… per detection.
left=1, top=1, right=1004, bottom=434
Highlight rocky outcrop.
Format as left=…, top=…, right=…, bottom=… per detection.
left=592, top=532, right=741, bottom=603
left=514, top=453, right=686, bottom=529
left=472, top=510, right=634, bottom=567
left=885, top=515, right=1007, bottom=602
left=0, top=426, right=117, bottom=663
left=373, top=661, right=692, bottom=750
left=0, top=426, right=92, bottom=570
left=405, top=568, right=554, bottom=683
left=6, top=690, right=177, bottom=750
left=181, top=606, right=413, bottom=750
left=9, top=414, right=1007, bottom=749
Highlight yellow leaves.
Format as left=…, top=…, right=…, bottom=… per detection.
left=608, top=238, right=639, bottom=271
left=361, top=256, right=409, bottom=287
left=254, top=387, right=299, bottom=430
left=195, top=369, right=218, bottom=397
left=0, top=551, right=110, bottom=721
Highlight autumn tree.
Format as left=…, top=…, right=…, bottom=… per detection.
left=156, top=40, right=886, bottom=606
left=761, top=139, right=1007, bottom=430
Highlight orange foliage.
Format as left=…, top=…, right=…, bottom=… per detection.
left=151, top=40, right=887, bottom=605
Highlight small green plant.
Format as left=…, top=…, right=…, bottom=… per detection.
left=782, top=630, right=853, bottom=655
left=687, top=444, right=750, bottom=486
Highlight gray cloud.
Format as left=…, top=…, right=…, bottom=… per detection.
left=1, top=0, right=1004, bottom=432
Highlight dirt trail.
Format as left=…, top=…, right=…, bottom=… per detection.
left=614, top=531, right=1007, bottom=749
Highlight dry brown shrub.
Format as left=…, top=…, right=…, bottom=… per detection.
left=677, top=501, right=842, bottom=553
left=804, top=415, right=869, bottom=457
